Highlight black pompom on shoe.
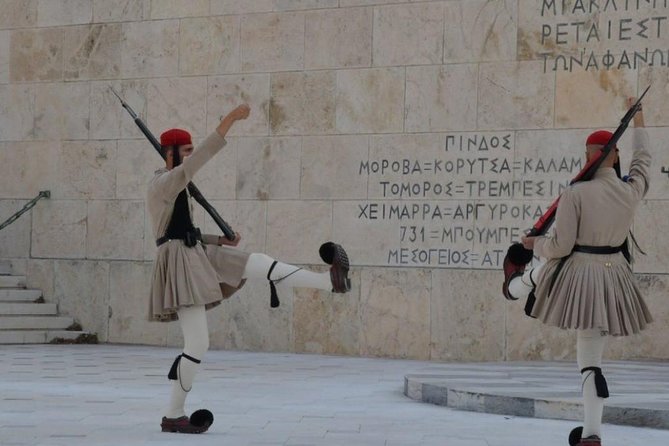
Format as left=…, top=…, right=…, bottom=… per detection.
left=190, top=409, right=213, bottom=429
left=502, top=243, right=534, bottom=300
left=161, top=409, right=213, bottom=434
left=507, top=242, right=534, bottom=266
left=568, top=426, right=583, bottom=446
left=319, top=242, right=336, bottom=265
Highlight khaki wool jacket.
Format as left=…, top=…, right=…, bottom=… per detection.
left=535, top=128, right=650, bottom=259
left=146, top=131, right=248, bottom=322
left=530, top=127, right=653, bottom=335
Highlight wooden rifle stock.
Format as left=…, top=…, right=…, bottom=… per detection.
left=110, top=88, right=236, bottom=241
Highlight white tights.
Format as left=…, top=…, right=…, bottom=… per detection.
left=507, top=263, right=543, bottom=300
left=242, top=253, right=331, bottom=291
left=508, top=267, right=608, bottom=438
left=166, top=305, right=209, bottom=419
left=577, top=328, right=607, bottom=438
left=165, top=253, right=331, bottom=418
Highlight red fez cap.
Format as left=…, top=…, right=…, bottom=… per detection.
left=160, top=128, right=192, bottom=147
left=586, top=130, right=615, bottom=147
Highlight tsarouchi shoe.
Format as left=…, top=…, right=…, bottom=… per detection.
left=502, top=242, right=533, bottom=300
left=160, top=415, right=210, bottom=434
left=319, top=242, right=351, bottom=293
left=576, top=435, right=601, bottom=446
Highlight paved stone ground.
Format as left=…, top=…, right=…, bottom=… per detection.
left=2, top=345, right=669, bottom=446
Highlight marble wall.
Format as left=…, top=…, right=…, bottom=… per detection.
left=1, top=0, right=669, bottom=362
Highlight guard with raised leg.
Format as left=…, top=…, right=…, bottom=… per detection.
left=143, top=105, right=351, bottom=434
left=504, top=95, right=653, bottom=446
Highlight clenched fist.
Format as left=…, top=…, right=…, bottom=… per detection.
left=227, top=104, right=250, bottom=121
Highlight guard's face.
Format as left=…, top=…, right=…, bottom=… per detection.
left=166, top=144, right=194, bottom=169
left=179, top=144, right=194, bottom=159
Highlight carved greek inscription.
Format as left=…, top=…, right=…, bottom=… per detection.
left=534, top=0, right=669, bottom=72
left=356, top=133, right=578, bottom=269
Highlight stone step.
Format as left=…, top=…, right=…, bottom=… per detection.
left=0, top=289, right=42, bottom=302
left=0, top=303, right=57, bottom=315
left=0, top=330, right=90, bottom=344
left=0, top=315, right=73, bottom=330
left=0, top=260, right=11, bottom=275
left=0, top=275, right=26, bottom=288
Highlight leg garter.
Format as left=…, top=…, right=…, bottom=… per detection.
left=167, top=353, right=202, bottom=391
left=581, top=366, right=609, bottom=399
left=266, top=260, right=303, bottom=308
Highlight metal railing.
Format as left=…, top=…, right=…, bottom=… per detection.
left=0, top=191, right=51, bottom=231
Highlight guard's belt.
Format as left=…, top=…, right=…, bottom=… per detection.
left=156, top=229, right=202, bottom=247
left=156, top=235, right=171, bottom=247
left=573, top=245, right=622, bottom=254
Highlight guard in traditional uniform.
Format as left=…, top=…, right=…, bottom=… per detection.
left=147, top=104, right=351, bottom=434
left=511, top=98, right=652, bottom=446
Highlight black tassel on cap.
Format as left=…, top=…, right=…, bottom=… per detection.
left=268, top=261, right=280, bottom=308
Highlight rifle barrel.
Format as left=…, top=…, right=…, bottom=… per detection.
left=528, top=87, right=649, bottom=236
left=110, top=87, right=236, bottom=240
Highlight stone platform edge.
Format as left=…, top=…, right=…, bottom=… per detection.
left=404, top=375, right=669, bottom=430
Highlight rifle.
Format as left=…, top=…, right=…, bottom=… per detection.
left=526, top=85, right=650, bottom=237
left=110, top=87, right=236, bottom=241
left=502, top=86, right=649, bottom=301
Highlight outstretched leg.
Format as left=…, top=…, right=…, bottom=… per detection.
left=243, top=242, right=350, bottom=294
left=576, top=329, right=608, bottom=444
left=506, top=263, right=542, bottom=300
left=244, top=253, right=331, bottom=290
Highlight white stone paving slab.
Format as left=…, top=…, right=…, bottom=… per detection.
left=0, top=345, right=668, bottom=446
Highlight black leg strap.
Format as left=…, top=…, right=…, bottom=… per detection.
left=168, top=354, right=181, bottom=380
left=524, top=290, right=537, bottom=318
left=266, top=261, right=303, bottom=309
left=267, top=260, right=280, bottom=308
left=523, top=269, right=539, bottom=317
left=168, top=353, right=201, bottom=380
left=181, top=353, right=201, bottom=364
left=581, top=366, right=609, bottom=398
left=529, top=268, right=536, bottom=287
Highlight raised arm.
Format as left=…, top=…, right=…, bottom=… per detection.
left=625, top=97, right=651, bottom=200
left=151, top=105, right=250, bottom=201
